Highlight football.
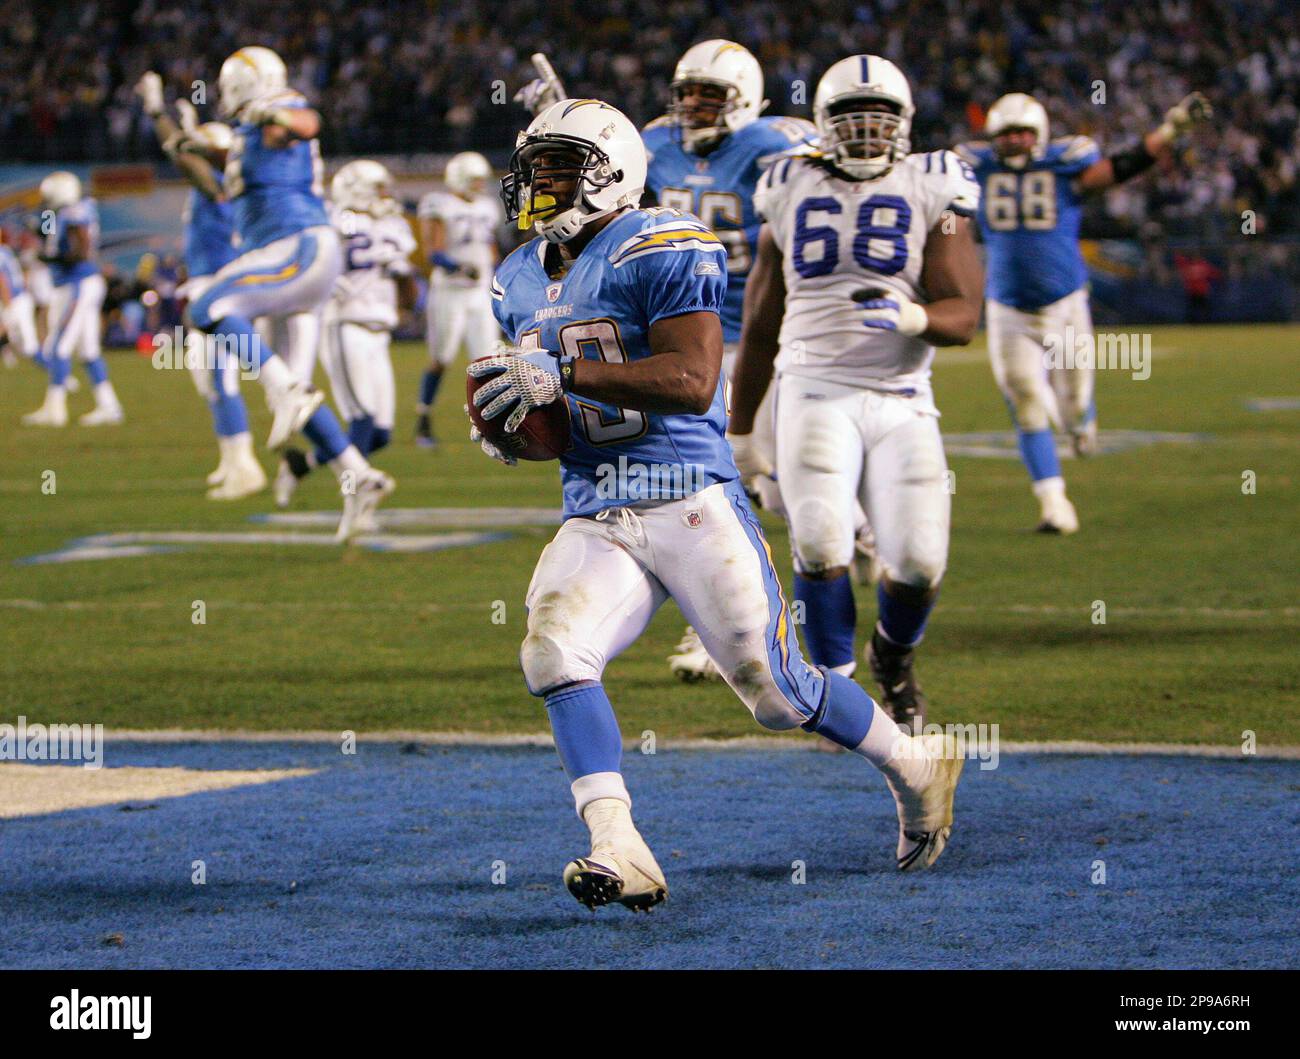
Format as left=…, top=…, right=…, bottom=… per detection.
left=466, top=372, right=572, bottom=461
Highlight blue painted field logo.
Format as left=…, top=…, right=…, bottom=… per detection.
left=1044, top=325, right=1151, bottom=381
left=0, top=716, right=104, bottom=769
left=594, top=456, right=708, bottom=502
left=892, top=723, right=1000, bottom=771
left=151, top=326, right=261, bottom=381
left=50, top=990, right=151, bottom=1039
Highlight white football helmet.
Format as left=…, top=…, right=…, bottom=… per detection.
left=39, top=171, right=81, bottom=210
left=985, top=93, right=1049, bottom=168
left=814, top=55, right=914, bottom=179
left=190, top=122, right=234, bottom=153
left=670, top=39, right=767, bottom=150
left=331, top=159, right=400, bottom=216
left=502, top=98, right=646, bottom=244
left=444, top=152, right=492, bottom=197
left=218, top=46, right=288, bottom=120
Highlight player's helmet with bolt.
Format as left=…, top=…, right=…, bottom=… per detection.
left=218, top=46, right=288, bottom=120
left=985, top=93, right=1050, bottom=166
left=814, top=55, right=914, bottom=179
left=331, top=159, right=400, bottom=216
left=39, top=171, right=82, bottom=210
left=670, top=39, right=767, bottom=150
left=445, top=152, right=492, bottom=197
left=501, top=98, right=646, bottom=245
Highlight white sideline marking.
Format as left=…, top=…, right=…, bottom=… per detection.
left=944, top=429, right=1209, bottom=460
left=92, top=730, right=1300, bottom=759
left=0, top=764, right=318, bottom=819
left=251, top=507, right=562, bottom=529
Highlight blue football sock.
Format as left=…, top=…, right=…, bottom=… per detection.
left=83, top=358, right=108, bottom=385
left=49, top=356, right=71, bottom=386
left=418, top=369, right=441, bottom=410
left=1017, top=427, right=1061, bottom=482
left=30, top=349, right=48, bottom=371
left=877, top=583, right=935, bottom=648
left=794, top=572, right=857, bottom=669
left=545, top=682, right=623, bottom=780
left=802, top=670, right=876, bottom=750
left=369, top=427, right=391, bottom=453
left=348, top=415, right=376, bottom=455
left=302, top=405, right=351, bottom=464
left=213, top=392, right=250, bottom=437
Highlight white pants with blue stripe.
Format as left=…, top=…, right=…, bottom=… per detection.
left=189, top=226, right=341, bottom=343
left=3, top=290, right=39, bottom=357
left=44, top=274, right=105, bottom=363
left=521, top=480, right=825, bottom=730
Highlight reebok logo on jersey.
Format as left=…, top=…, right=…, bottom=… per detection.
left=694, top=261, right=721, bottom=276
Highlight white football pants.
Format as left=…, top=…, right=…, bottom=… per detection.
left=986, top=286, right=1094, bottom=433
left=320, top=315, right=395, bottom=431
left=427, top=282, right=499, bottom=366
left=775, top=373, right=950, bottom=589
left=3, top=290, right=39, bottom=357
left=44, top=274, right=106, bottom=364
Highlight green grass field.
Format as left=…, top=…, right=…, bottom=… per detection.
left=2, top=324, right=1297, bottom=744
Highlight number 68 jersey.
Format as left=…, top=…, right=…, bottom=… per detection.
left=754, top=150, right=980, bottom=396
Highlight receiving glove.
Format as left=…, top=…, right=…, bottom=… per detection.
left=466, top=410, right=518, bottom=466
left=726, top=430, right=774, bottom=481
left=513, top=78, right=563, bottom=117
left=467, top=348, right=563, bottom=435
left=1160, top=92, right=1213, bottom=140
left=241, top=95, right=291, bottom=128
left=852, top=287, right=929, bottom=337
left=135, top=71, right=164, bottom=118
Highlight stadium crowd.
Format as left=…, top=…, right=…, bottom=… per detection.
left=2, top=0, right=1297, bottom=242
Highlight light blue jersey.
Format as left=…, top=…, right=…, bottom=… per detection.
left=45, top=198, right=100, bottom=287
left=956, top=135, right=1101, bottom=310
left=0, top=244, right=24, bottom=296
left=491, top=208, right=736, bottom=519
left=225, top=91, right=327, bottom=250
left=643, top=115, right=815, bottom=341
left=182, top=178, right=237, bottom=278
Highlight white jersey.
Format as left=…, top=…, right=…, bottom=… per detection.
left=754, top=149, right=980, bottom=395
left=416, top=190, right=502, bottom=290
left=329, top=206, right=416, bottom=330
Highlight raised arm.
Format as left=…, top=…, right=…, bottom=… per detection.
left=1077, top=92, right=1212, bottom=192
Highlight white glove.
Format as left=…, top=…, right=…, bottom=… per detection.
left=726, top=431, right=774, bottom=481
left=467, top=349, right=563, bottom=435
left=241, top=95, right=290, bottom=127
left=1159, top=91, right=1213, bottom=140
left=853, top=287, right=928, bottom=337
left=513, top=77, right=563, bottom=116
left=466, top=412, right=517, bottom=466
left=175, top=98, right=200, bottom=134
left=135, top=72, right=164, bottom=117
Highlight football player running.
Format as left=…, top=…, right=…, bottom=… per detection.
left=468, top=98, right=964, bottom=912
left=955, top=90, right=1211, bottom=533
left=137, top=71, right=266, bottom=500
left=21, top=171, right=125, bottom=428
left=729, top=57, right=984, bottom=735
left=276, top=161, right=416, bottom=514
left=413, top=151, right=503, bottom=447
left=0, top=234, right=41, bottom=370
left=185, top=46, right=394, bottom=541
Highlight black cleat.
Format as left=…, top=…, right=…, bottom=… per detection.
left=414, top=413, right=436, bottom=449
left=867, top=629, right=928, bottom=735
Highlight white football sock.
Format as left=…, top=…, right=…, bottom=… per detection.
left=93, top=380, right=120, bottom=409
left=328, top=444, right=369, bottom=481
left=853, top=703, right=935, bottom=788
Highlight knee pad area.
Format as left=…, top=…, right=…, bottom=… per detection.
left=727, top=659, right=806, bottom=731
left=791, top=496, right=852, bottom=574
left=1003, top=375, right=1051, bottom=432
left=519, top=632, right=585, bottom=697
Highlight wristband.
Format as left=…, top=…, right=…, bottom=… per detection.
left=1109, top=141, right=1158, bottom=183
left=429, top=251, right=459, bottom=272
left=558, top=355, right=577, bottom=392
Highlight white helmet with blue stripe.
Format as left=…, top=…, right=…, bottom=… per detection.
left=813, top=55, right=914, bottom=179
left=670, top=40, right=767, bottom=150
left=986, top=93, right=1050, bottom=168
left=39, top=171, right=81, bottom=210
left=218, top=46, right=288, bottom=120
left=502, top=98, right=646, bottom=245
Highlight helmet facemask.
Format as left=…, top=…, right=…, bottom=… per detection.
left=501, top=135, right=622, bottom=244
left=992, top=127, right=1041, bottom=169
left=670, top=78, right=737, bottom=150
left=822, top=97, right=910, bottom=179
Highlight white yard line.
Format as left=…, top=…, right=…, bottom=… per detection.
left=93, top=729, right=1300, bottom=759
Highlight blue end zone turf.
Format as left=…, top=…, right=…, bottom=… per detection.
left=2, top=742, right=1295, bottom=969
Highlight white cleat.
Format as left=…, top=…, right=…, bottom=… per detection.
left=79, top=405, right=124, bottom=426
left=206, top=457, right=267, bottom=501
left=1036, top=493, right=1080, bottom=535
left=886, top=732, right=965, bottom=872
left=206, top=461, right=229, bottom=487
left=21, top=404, right=68, bottom=427
left=668, top=626, right=721, bottom=683
left=563, top=799, right=668, bottom=913
left=65, top=374, right=81, bottom=394
left=335, top=469, right=394, bottom=543
left=267, top=381, right=324, bottom=451
left=273, top=458, right=300, bottom=509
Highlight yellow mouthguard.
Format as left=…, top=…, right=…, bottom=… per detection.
left=518, top=193, right=559, bottom=229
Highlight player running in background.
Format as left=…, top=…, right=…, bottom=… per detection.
left=729, top=56, right=984, bottom=735
left=275, top=161, right=416, bottom=517
left=956, top=90, right=1211, bottom=534
left=137, top=71, right=266, bottom=501
left=186, top=46, right=393, bottom=541
left=0, top=234, right=41, bottom=370
left=21, top=171, right=124, bottom=428
left=468, top=99, right=964, bottom=911
left=413, top=151, right=502, bottom=447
